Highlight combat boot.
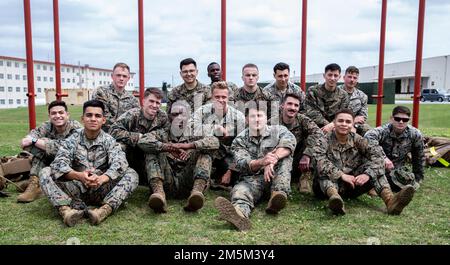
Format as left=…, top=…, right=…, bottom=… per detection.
left=265, top=191, right=287, bottom=214
left=214, top=196, right=251, bottom=231
left=87, top=204, right=113, bottom=225
left=299, top=171, right=312, bottom=194
left=17, top=175, right=43, bottom=203
left=148, top=178, right=167, bottom=213
left=15, top=179, right=30, bottom=192
left=326, top=187, right=345, bottom=215
left=184, top=178, right=207, bottom=212
left=380, top=186, right=415, bottom=215
left=58, top=205, right=84, bottom=227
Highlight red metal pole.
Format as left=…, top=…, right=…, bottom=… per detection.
left=375, top=0, right=387, bottom=127
left=138, top=0, right=144, bottom=106
left=221, top=0, right=226, bottom=81
left=412, top=0, right=426, bottom=128
left=23, top=0, right=36, bottom=130
left=53, top=0, right=67, bottom=101
left=300, top=0, right=307, bottom=91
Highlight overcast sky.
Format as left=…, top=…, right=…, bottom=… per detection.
left=1, top=0, right=449, bottom=87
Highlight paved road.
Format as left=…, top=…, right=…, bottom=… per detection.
left=396, top=100, right=450, bottom=104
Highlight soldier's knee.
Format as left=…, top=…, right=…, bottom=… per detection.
left=39, top=167, right=52, bottom=185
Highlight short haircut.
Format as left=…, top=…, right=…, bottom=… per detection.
left=325, top=63, right=341, bottom=74
left=345, top=66, right=359, bottom=75
left=392, top=106, right=411, bottom=117
left=207, top=62, right=220, bottom=72
left=273, top=62, right=290, bottom=73
left=48, top=100, right=67, bottom=113
left=113, top=62, right=130, bottom=72
left=83, top=99, right=105, bottom=115
left=244, top=100, right=268, bottom=117
left=211, top=81, right=229, bottom=94
left=180, top=58, right=197, bottom=70
left=242, top=63, right=259, bottom=74
left=335, top=108, right=355, bottom=120
left=144, top=87, right=163, bottom=100
left=281, top=93, right=301, bottom=104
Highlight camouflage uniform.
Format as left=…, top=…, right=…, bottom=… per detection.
left=207, top=81, right=239, bottom=102
left=313, top=131, right=389, bottom=199
left=91, top=84, right=140, bottom=131
left=263, top=82, right=306, bottom=113
left=305, top=84, right=350, bottom=128
left=191, top=103, right=246, bottom=180
left=230, top=125, right=296, bottom=217
left=39, top=129, right=139, bottom=211
left=364, top=123, right=425, bottom=191
left=26, top=120, right=82, bottom=177
left=109, top=108, right=170, bottom=185
left=270, top=113, right=325, bottom=180
left=167, top=81, right=211, bottom=114
left=137, top=124, right=219, bottom=198
left=233, top=86, right=267, bottom=103
left=338, top=84, right=371, bottom=135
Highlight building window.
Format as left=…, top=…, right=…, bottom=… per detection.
left=67, top=78, right=70, bottom=83
left=24, top=99, right=27, bottom=104
left=23, top=75, right=26, bottom=80
left=23, top=87, right=27, bottom=92
left=43, top=76, right=47, bottom=82
left=43, top=65, right=47, bottom=71
left=72, top=78, right=75, bottom=83
left=61, top=68, right=65, bottom=72
left=99, top=81, right=102, bottom=85
left=7, top=61, right=11, bottom=67
left=7, top=74, right=12, bottom=80
left=15, top=62, right=19, bottom=68
left=50, top=77, right=53, bottom=82
left=0, top=73, right=3, bottom=79
left=37, top=76, right=41, bottom=81
left=16, top=87, right=20, bottom=92
left=37, top=64, right=41, bottom=70
left=15, top=75, right=20, bottom=80
left=0, top=61, right=3, bottom=66
left=50, top=66, right=53, bottom=71
left=23, top=63, right=26, bottom=68
left=17, top=99, right=21, bottom=104
left=67, top=68, right=70, bottom=73
left=37, top=87, right=42, bottom=93
left=0, top=99, right=5, bottom=105
left=0, top=87, right=4, bottom=92
left=8, top=87, right=13, bottom=92
left=62, top=78, right=65, bottom=83
left=9, top=99, right=13, bottom=104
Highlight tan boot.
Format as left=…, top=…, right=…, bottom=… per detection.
left=148, top=178, right=167, bottom=213
left=87, top=204, right=113, bottom=225
left=299, top=171, right=312, bottom=194
left=380, top=186, right=415, bottom=215
left=58, top=205, right=84, bottom=227
left=17, top=175, right=43, bottom=203
left=15, top=179, right=30, bottom=192
left=327, top=187, right=345, bottom=215
left=184, top=179, right=207, bottom=212
left=367, top=188, right=377, bottom=197
left=214, top=196, right=251, bottom=231
left=265, top=191, right=288, bottom=214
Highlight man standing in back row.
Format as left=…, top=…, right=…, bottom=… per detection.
left=206, top=62, right=238, bottom=101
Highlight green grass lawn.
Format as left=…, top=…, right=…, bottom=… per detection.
left=0, top=104, right=449, bottom=245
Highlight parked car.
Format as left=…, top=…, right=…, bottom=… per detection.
left=420, top=88, right=449, bottom=102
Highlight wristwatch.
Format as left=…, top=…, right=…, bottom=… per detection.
left=31, top=137, right=38, bottom=146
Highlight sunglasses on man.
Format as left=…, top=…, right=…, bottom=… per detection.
left=393, top=116, right=410, bottom=123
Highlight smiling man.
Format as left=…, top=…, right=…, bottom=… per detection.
left=91, top=62, right=140, bottom=132
left=365, top=106, right=424, bottom=192
left=19, top=100, right=82, bottom=203
left=314, top=109, right=414, bottom=215
left=206, top=62, right=238, bottom=101
left=305, top=63, right=350, bottom=133
left=39, top=100, right=138, bottom=227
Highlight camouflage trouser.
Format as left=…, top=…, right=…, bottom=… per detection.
left=24, top=145, right=54, bottom=178
left=145, top=151, right=213, bottom=199
left=39, top=167, right=138, bottom=211
left=231, top=156, right=292, bottom=218
left=313, top=163, right=390, bottom=199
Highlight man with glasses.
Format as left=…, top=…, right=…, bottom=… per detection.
left=365, top=106, right=425, bottom=192
left=167, top=58, right=210, bottom=114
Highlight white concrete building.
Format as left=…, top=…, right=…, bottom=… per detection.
left=294, top=55, right=450, bottom=94
left=0, top=55, right=136, bottom=109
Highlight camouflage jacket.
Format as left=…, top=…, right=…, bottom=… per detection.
left=109, top=108, right=170, bottom=149
left=231, top=125, right=296, bottom=175
left=167, top=81, right=211, bottom=114
left=338, top=85, right=368, bottom=120
left=263, top=81, right=306, bottom=112
left=270, top=113, right=325, bottom=159
left=28, top=120, right=82, bottom=156
left=364, top=123, right=425, bottom=180
left=207, top=81, right=239, bottom=102
left=233, top=86, right=267, bottom=104
left=317, top=131, right=384, bottom=180
left=50, top=129, right=128, bottom=180
left=305, top=84, right=350, bottom=127
left=91, top=84, right=140, bottom=131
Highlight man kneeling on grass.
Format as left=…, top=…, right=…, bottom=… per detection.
left=215, top=101, right=296, bottom=231
left=313, top=109, right=415, bottom=215
left=39, top=100, right=138, bottom=227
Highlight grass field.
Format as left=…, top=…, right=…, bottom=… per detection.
left=0, top=104, right=449, bottom=245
